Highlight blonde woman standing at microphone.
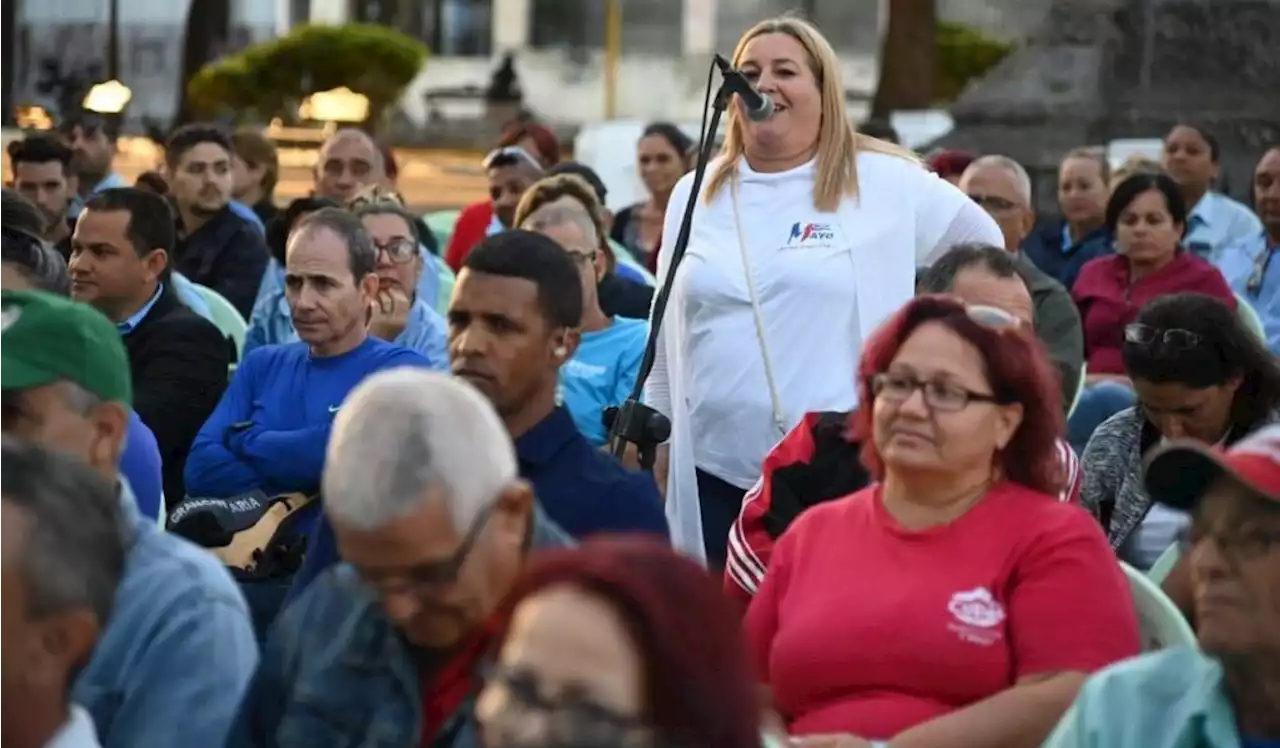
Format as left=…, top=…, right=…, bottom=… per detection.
left=646, top=17, right=1003, bottom=567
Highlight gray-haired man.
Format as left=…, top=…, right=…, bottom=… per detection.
left=229, top=368, right=571, bottom=748
left=1, top=438, right=126, bottom=748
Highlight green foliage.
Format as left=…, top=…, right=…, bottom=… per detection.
left=935, top=21, right=1014, bottom=103
left=187, top=24, right=429, bottom=125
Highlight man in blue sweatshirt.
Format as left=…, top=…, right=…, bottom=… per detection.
left=184, top=208, right=432, bottom=501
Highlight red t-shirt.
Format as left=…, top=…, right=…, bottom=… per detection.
left=745, top=482, right=1140, bottom=740
left=1071, top=252, right=1235, bottom=375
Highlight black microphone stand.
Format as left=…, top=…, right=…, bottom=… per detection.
left=606, top=58, right=739, bottom=472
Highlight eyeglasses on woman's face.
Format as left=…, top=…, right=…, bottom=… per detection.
left=872, top=372, right=1004, bottom=413
left=478, top=662, right=650, bottom=748
left=374, top=237, right=418, bottom=265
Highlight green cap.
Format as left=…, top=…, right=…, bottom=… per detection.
left=1, top=289, right=132, bottom=405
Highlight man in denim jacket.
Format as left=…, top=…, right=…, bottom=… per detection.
left=229, top=369, right=573, bottom=747
left=0, top=289, right=258, bottom=748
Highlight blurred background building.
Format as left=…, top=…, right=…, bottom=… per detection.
left=3, top=0, right=1051, bottom=127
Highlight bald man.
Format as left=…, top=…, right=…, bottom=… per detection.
left=959, top=156, right=1084, bottom=416
left=313, top=129, right=384, bottom=205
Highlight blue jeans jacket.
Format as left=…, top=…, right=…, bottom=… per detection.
left=74, top=481, right=258, bottom=748
left=228, top=509, right=572, bottom=748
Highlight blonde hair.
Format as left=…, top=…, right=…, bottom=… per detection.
left=1061, top=146, right=1111, bottom=184
left=706, top=16, right=918, bottom=212
left=514, top=174, right=616, bottom=271
left=1110, top=154, right=1165, bottom=188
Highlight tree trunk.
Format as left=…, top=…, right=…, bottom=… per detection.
left=173, top=0, right=231, bottom=128
left=2, top=0, right=18, bottom=125
left=870, top=0, right=937, bottom=120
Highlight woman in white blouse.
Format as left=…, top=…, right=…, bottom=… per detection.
left=645, top=16, right=1003, bottom=566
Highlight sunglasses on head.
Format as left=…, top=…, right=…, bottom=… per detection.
left=483, top=145, right=542, bottom=172
left=965, top=304, right=1022, bottom=329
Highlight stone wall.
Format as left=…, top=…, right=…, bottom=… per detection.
left=928, top=0, right=1280, bottom=212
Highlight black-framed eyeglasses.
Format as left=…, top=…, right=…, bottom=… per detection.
left=1124, top=323, right=1202, bottom=351
left=374, top=237, right=417, bottom=264
left=479, top=661, right=648, bottom=742
left=359, top=502, right=496, bottom=597
left=967, top=193, right=1019, bottom=212
left=565, top=249, right=597, bottom=266
left=872, top=372, right=1005, bottom=412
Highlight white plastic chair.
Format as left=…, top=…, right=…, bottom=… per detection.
left=1236, top=292, right=1266, bottom=343
left=1146, top=542, right=1181, bottom=586
left=192, top=283, right=246, bottom=373
left=1121, top=561, right=1196, bottom=652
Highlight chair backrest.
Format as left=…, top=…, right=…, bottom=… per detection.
left=1146, top=542, right=1181, bottom=586
left=1121, top=561, right=1197, bottom=652
left=193, top=283, right=247, bottom=364
left=1068, top=361, right=1087, bottom=419
left=424, top=209, right=460, bottom=251
left=1236, top=292, right=1266, bottom=342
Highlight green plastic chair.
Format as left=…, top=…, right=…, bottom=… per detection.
left=1236, top=292, right=1266, bottom=343
left=1147, top=542, right=1181, bottom=586
left=1068, top=362, right=1087, bottom=419
left=1121, top=561, right=1196, bottom=652
left=424, top=209, right=461, bottom=253
left=192, top=283, right=246, bottom=371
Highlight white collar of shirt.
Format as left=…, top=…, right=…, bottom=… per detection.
left=44, top=705, right=102, bottom=748
left=486, top=214, right=505, bottom=236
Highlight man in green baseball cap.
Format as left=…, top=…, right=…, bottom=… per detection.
left=1, top=287, right=258, bottom=747
left=1, top=289, right=131, bottom=483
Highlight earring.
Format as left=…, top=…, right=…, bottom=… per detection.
left=554, top=346, right=568, bottom=358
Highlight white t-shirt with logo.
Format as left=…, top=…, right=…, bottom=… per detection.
left=651, top=153, right=1000, bottom=489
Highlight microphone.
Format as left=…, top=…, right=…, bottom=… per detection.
left=713, top=54, right=775, bottom=122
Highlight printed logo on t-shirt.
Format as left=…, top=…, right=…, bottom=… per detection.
left=946, top=587, right=1006, bottom=646
left=786, top=221, right=836, bottom=249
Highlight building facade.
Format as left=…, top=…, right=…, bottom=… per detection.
left=5, top=0, right=1049, bottom=127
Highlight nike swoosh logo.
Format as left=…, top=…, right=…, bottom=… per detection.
left=328, top=405, right=341, bottom=413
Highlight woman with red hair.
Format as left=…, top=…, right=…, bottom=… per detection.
left=476, top=537, right=761, bottom=748
left=746, top=295, right=1140, bottom=747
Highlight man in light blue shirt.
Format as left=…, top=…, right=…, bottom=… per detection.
left=1045, top=424, right=1280, bottom=748
left=1217, top=148, right=1280, bottom=353
left=1164, top=125, right=1264, bottom=261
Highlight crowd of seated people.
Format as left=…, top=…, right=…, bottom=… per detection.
left=2, top=16, right=1279, bottom=748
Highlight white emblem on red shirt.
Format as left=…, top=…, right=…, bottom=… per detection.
left=946, top=587, right=1006, bottom=645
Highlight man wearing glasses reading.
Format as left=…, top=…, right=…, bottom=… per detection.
left=228, top=369, right=573, bottom=748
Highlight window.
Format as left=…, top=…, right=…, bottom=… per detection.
left=353, top=0, right=492, bottom=56
left=529, top=0, right=682, bottom=56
